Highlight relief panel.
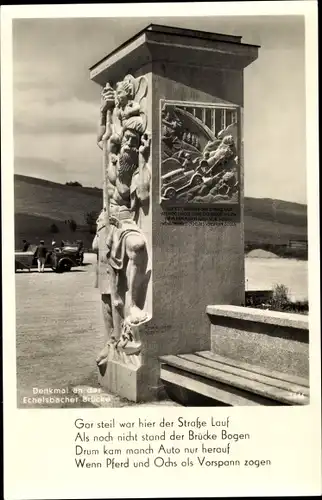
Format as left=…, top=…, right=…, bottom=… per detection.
left=160, top=100, right=240, bottom=206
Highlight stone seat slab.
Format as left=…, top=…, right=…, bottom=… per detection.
left=196, top=351, right=309, bottom=389
left=179, top=353, right=309, bottom=396
left=159, top=353, right=309, bottom=405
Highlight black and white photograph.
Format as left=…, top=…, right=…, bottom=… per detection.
left=12, top=14, right=310, bottom=408
left=2, top=2, right=320, bottom=499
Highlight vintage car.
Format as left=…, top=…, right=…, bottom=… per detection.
left=15, top=243, right=83, bottom=273
left=61, top=241, right=84, bottom=265
left=161, top=167, right=203, bottom=200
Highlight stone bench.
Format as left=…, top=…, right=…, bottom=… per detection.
left=159, top=351, right=309, bottom=406
left=159, top=306, right=309, bottom=406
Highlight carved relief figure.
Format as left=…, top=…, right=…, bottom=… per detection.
left=93, top=75, right=151, bottom=364
left=160, top=103, right=239, bottom=204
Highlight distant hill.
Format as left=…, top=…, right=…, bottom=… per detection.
left=14, top=175, right=102, bottom=249
left=14, top=174, right=307, bottom=250
left=243, top=197, right=307, bottom=244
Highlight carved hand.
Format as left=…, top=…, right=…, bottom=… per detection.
left=100, top=84, right=115, bottom=113
left=139, top=133, right=151, bottom=163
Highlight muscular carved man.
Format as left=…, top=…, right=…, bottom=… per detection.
left=93, top=78, right=151, bottom=363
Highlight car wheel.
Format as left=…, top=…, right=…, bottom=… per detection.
left=164, top=187, right=176, bottom=199
left=191, top=174, right=203, bottom=186
left=58, top=260, right=72, bottom=273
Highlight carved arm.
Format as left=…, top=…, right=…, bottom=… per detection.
left=122, top=101, right=141, bottom=118
left=136, top=134, right=151, bottom=203
left=97, top=108, right=107, bottom=151
left=97, top=84, right=115, bottom=150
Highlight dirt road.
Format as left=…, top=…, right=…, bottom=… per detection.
left=16, top=254, right=106, bottom=408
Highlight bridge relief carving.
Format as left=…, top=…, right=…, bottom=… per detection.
left=160, top=101, right=240, bottom=205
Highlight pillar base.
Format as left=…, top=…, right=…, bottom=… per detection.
left=97, top=346, right=161, bottom=402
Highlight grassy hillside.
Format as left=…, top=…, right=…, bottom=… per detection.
left=243, top=197, right=307, bottom=249
left=14, top=174, right=307, bottom=250
left=244, top=197, right=307, bottom=230
left=14, top=174, right=102, bottom=225
left=14, top=175, right=102, bottom=249
left=244, top=214, right=307, bottom=244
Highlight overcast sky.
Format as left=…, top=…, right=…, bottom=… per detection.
left=13, top=15, right=306, bottom=203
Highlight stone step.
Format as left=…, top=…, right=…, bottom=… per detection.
left=159, top=351, right=309, bottom=406
left=160, top=365, right=280, bottom=406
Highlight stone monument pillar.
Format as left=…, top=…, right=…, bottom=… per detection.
left=90, top=24, right=259, bottom=401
